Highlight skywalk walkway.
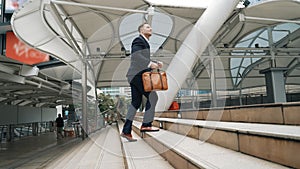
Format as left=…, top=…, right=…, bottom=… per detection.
left=0, top=126, right=124, bottom=169
left=1, top=103, right=299, bottom=168
left=0, top=123, right=173, bottom=169
left=46, top=125, right=124, bottom=169
left=118, top=120, right=174, bottom=169
left=0, top=132, right=81, bottom=169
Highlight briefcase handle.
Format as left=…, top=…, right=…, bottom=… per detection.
left=150, top=68, right=164, bottom=72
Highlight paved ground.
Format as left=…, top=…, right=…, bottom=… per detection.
left=0, top=131, right=84, bottom=169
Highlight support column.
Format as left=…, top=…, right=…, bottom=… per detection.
left=82, top=60, right=88, bottom=139
left=6, top=125, right=12, bottom=142
left=259, top=68, right=288, bottom=103
left=210, top=58, right=217, bottom=107
left=156, top=0, right=240, bottom=111
left=82, top=41, right=88, bottom=139
left=208, top=44, right=218, bottom=107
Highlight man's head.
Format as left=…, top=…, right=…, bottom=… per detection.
left=138, top=23, right=152, bottom=39
left=58, top=114, right=61, bottom=117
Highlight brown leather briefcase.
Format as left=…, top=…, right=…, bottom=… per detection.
left=142, top=70, right=168, bottom=92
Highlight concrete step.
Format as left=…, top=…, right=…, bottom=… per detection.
left=132, top=120, right=290, bottom=169
left=147, top=102, right=300, bottom=125
left=134, top=116, right=300, bottom=168
left=46, top=125, right=125, bottom=169
left=118, top=120, right=174, bottom=169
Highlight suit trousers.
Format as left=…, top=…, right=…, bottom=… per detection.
left=123, top=76, right=158, bottom=134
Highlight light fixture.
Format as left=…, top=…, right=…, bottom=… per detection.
left=121, top=46, right=125, bottom=51
left=100, top=52, right=106, bottom=56
left=96, top=47, right=101, bottom=53
left=243, top=0, right=250, bottom=7
left=121, top=47, right=128, bottom=57
left=125, top=50, right=131, bottom=56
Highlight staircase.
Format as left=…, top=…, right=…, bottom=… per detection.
left=131, top=102, right=300, bottom=168
left=13, top=103, right=299, bottom=168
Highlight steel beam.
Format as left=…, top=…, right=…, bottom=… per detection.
left=155, top=0, right=243, bottom=111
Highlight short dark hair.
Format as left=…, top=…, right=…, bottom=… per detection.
left=138, top=23, right=149, bottom=33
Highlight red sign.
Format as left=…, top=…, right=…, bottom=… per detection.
left=6, top=31, right=49, bottom=65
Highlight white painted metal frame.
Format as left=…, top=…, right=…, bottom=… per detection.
left=156, top=0, right=241, bottom=110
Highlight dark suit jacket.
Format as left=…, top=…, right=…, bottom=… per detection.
left=127, top=35, right=151, bottom=83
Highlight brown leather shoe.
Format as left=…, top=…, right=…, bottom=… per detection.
left=140, top=126, right=159, bottom=132
left=120, top=133, right=137, bottom=142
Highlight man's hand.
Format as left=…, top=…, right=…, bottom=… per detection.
left=150, top=62, right=159, bottom=69
left=150, top=61, right=163, bottom=69
left=157, top=61, right=163, bottom=69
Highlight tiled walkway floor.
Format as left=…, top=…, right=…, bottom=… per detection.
left=0, top=131, right=84, bottom=169
left=0, top=124, right=126, bottom=169
left=0, top=123, right=174, bottom=169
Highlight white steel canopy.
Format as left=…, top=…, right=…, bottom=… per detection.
left=10, top=0, right=300, bottom=92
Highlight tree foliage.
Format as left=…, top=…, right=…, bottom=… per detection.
left=98, top=93, right=115, bottom=112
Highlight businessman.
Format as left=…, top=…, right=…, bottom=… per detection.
left=121, top=23, right=163, bottom=142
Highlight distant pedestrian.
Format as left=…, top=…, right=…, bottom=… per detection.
left=55, top=114, right=64, bottom=139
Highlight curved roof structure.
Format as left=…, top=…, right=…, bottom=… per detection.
left=10, top=0, right=300, bottom=93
